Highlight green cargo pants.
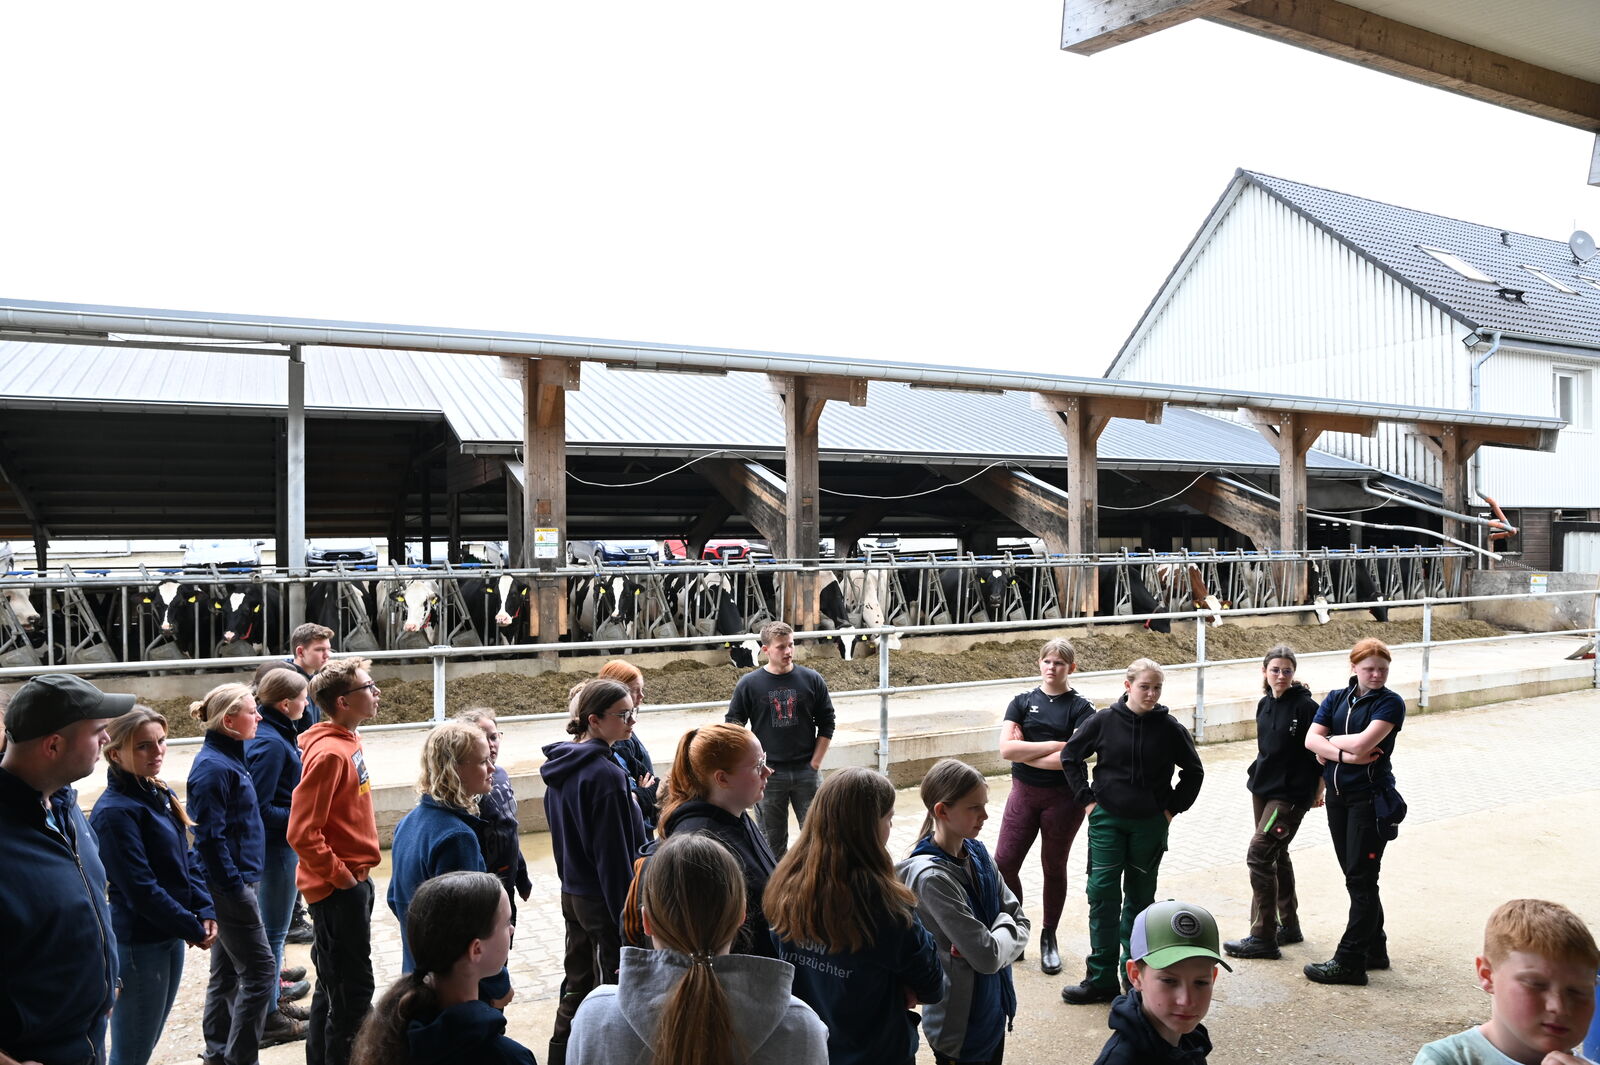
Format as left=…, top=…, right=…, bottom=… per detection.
left=1083, top=805, right=1169, bottom=990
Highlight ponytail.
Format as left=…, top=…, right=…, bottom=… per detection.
left=643, top=834, right=747, bottom=1065
left=105, top=706, right=193, bottom=827
left=914, top=758, right=985, bottom=846
left=657, top=723, right=751, bottom=834
left=350, top=971, right=435, bottom=1065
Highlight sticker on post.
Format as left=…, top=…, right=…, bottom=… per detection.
left=1529, top=573, right=1548, bottom=595
left=534, top=528, right=560, bottom=560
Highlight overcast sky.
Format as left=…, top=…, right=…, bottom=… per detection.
left=4, top=2, right=1596, bottom=378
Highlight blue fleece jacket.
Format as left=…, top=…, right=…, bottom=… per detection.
left=774, top=904, right=945, bottom=1065
left=187, top=730, right=266, bottom=889
left=539, top=738, right=646, bottom=919
left=91, top=765, right=214, bottom=945
left=245, top=703, right=302, bottom=845
left=388, top=795, right=489, bottom=972
left=0, top=767, right=118, bottom=1065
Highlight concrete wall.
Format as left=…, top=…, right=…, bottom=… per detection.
left=1467, top=570, right=1597, bottom=631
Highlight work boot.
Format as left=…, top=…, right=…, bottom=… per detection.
left=1303, top=959, right=1368, bottom=986
left=1223, top=935, right=1282, bottom=960
left=1276, top=922, right=1304, bottom=946
left=278, top=996, right=310, bottom=1021
left=1060, top=980, right=1117, bottom=1005
left=1039, top=928, right=1062, bottom=976
left=261, top=1009, right=308, bottom=1047
left=279, top=977, right=311, bottom=1002
left=1366, top=950, right=1391, bottom=970
left=280, top=965, right=306, bottom=983
left=286, top=900, right=314, bottom=945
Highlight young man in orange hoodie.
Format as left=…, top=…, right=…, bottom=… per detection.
left=288, top=657, right=382, bottom=1065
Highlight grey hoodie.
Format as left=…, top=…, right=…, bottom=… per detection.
left=567, top=946, right=828, bottom=1065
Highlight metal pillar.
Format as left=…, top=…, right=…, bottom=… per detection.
left=286, top=346, right=307, bottom=625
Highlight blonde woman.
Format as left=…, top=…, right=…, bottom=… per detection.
left=188, top=682, right=300, bottom=1061
left=387, top=721, right=497, bottom=974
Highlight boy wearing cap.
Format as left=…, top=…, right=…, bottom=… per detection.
left=0, top=673, right=135, bottom=1065
left=1093, top=899, right=1230, bottom=1065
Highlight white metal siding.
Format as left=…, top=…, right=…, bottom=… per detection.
left=1561, top=531, right=1600, bottom=573
left=1479, top=348, right=1600, bottom=507
left=1114, top=184, right=1468, bottom=488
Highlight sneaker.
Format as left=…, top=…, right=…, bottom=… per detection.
left=1039, top=929, right=1062, bottom=976
left=278, top=997, right=310, bottom=1021
left=279, top=978, right=311, bottom=1002
left=260, top=1009, right=308, bottom=1047
left=1223, top=935, right=1282, bottom=960
left=1060, top=980, right=1118, bottom=1005
left=1303, top=959, right=1368, bottom=986
left=1276, top=923, right=1304, bottom=946
left=280, top=965, right=307, bottom=983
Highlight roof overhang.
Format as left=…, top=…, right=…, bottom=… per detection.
left=1061, top=0, right=1600, bottom=181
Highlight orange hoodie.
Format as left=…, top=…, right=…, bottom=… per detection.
left=287, top=719, right=381, bottom=903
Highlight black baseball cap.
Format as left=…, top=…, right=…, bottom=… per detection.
left=4, top=674, right=136, bottom=743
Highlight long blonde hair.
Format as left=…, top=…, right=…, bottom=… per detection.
left=106, top=705, right=193, bottom=827
left=188, top=682, right=253, bottom=733
left=763, top=767, right=916, bottom=954
left=417, top=721, right=488, bottom=814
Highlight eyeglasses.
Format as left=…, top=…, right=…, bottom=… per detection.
left=486, top=730, right=505, bottom=741
left=340, top=681, right=379, bottom=698
left=749, top=757, right=770, bottom=774
left=599, top=710, right=638, bottom=724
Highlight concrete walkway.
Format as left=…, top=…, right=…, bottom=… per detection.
left=138, top=649, right=1599, bottom=1065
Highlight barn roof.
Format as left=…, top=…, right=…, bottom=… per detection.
left=0, top=339, right=1368, bottom=475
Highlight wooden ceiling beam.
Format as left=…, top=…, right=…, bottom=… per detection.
left=1212, top=0, right=1600, bottom=130
left=1062, top=0, right=1245, bottom=55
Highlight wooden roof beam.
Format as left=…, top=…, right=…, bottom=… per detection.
left=1413, top=421, right=1552, bottom=453
left=1212, top=0, right=1600, bottom=131
left=1062, top=0, right=1245, bottom=56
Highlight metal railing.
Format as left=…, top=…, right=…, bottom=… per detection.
left=2, top=581, right=1592, bottom=772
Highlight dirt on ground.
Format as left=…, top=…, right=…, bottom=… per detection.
left=150, top=617, right=1501, bottom=737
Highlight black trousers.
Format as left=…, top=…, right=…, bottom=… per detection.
left=1325, top=796, right=1386, bottom=969
left=934, top=1032, right=1005, bottom=1065
left=550, top=892, right=622, bottom=1052
left=306, top=879, right=375, bottom=1065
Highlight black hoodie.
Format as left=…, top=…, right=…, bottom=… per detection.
left=540, top=738, right=647, bottom=918
left=1093, top=990, right=1212, bottom=1065
left=407, top=999, right=536, bottom=1065
left=1245, top=684, right=1322, bottom=805
left=1061, top=698, right=1204, bottom=818
left=661, top=798, right=779, bottom=958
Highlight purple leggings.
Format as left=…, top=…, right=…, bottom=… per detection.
left=994, top=778, right=1086, bottom=930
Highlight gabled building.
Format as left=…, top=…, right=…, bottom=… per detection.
left=1106, top=169, right=1600, bottom=568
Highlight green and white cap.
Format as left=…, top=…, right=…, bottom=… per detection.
left=1129, top=900, right=1232, bottom=971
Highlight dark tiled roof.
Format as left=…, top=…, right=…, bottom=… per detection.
left=1244, top=170, right=1600, bottom=350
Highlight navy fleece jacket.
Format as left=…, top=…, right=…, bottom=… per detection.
left=0, top=768, right=118, bottom=1065
left=91, top=765, right=214, bottom=945
left=187, top=730, right=266, bottom=890
left=408, top=999, right=536, bottom=1065
left=245, top=702, right=302, bottom=845
left=540, top=738, right=646, bottom=919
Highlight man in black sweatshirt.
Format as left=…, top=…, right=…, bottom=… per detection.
left=1059, top=659, right=1204, bottom=1005
left=725, top=620, right=835, bottom=857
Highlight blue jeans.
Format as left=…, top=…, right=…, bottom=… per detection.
left=109, top=938, right=185, bottom=1065
left=260, top=840, right=299, bottom=975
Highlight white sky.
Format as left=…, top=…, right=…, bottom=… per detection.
left=3, top=2, right=1596, bottom=378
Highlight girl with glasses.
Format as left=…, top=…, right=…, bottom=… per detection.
left=599, top=660, right=660, bottom=832
left=540, top=678, right=648, bottom=1065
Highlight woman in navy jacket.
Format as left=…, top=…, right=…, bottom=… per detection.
left=92, top=706, right=217, bottom=1065
left=245, top=667, right=310, bottom=1001
left=188, top=681, right=293, bottom=1062
left=1303, top=638, right=1406, bottom=987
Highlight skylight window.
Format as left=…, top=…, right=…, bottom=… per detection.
left=1522, top=265, right=1577, bottom=294
left=1417, top=245, right=1496, bottom=283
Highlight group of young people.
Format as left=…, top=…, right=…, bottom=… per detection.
left=0, top=617, right=1595, bottom=1065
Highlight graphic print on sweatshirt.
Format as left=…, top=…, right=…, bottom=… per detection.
left=770, top=688, right=799, bottom=726
left=353, top=749, right=371, bottom=796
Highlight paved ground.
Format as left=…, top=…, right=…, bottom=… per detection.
left=142, top=680, right=1600, bottom=1065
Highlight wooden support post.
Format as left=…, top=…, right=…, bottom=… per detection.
left=935, top=464, right=1078, bottom=610
left=683, top=498, right=735, bottom=559
left=697, top=460, right=789, bottom=549
left=447, top=490, right=462, bottom=564
left=1179, top=474, right=1281, bottom=549
left=1034, top=392, right=1163, bottom=613
left=504, top=467, right=525, bottom=568
left=1415, top=422, right=1484, bottom=589
left=768, top=374, right=867, bottom=633
left=521, top=357, right=580, bottom=654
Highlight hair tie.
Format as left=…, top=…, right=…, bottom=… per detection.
left=690, top=950, right=715, bottom=968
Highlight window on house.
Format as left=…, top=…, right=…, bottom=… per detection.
left=1417, top=245, right=1496, bottom=283
left=1554, top=369, right=1592, bottom=429
left=1522, top=265, right=1577, bottom=294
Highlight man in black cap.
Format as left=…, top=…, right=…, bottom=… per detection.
left=0, top=673, right=134, bottom=1065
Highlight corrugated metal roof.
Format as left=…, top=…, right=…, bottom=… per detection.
left=1243, top=171, right=1600, bottom=350
left=0, top=340, right=1367, bottom=473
